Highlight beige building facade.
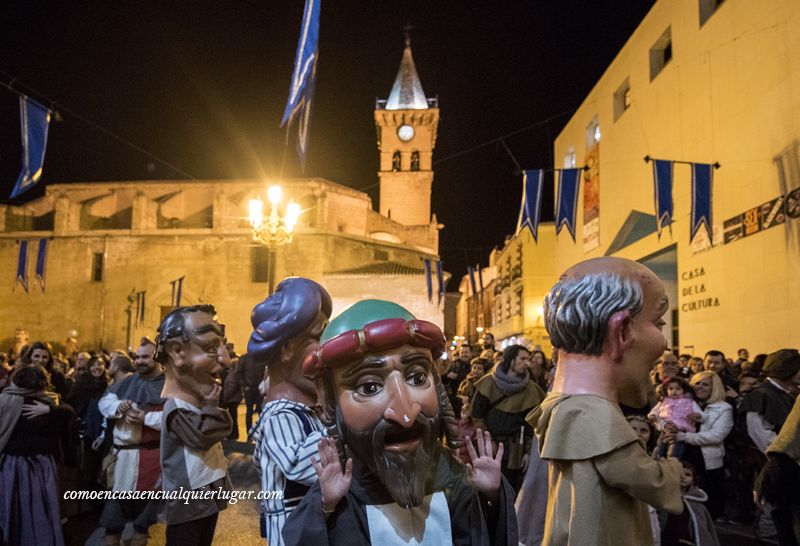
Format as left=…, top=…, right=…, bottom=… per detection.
left=0, top=43, right=447, bottom=353
left=551, top=0, right=800, bottom=356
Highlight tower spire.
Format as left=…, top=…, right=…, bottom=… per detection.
left=385, top=27, right=428, bottom=110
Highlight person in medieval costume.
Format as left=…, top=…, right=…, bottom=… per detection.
left=282, top=299, right=519, bottom=545
left=249, top=277, right=332, bottom=546
left=156, top=304, right=233, bottom=546
left=527, top=257, right=683, bottom=545
left=756, top=388, right=800, bottom=546
left=97, top=337, right=165, bottom=546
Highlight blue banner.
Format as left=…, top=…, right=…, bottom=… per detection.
left=281, top=0, right=321, bottom=170
left=436, top=260, right=445, bottom=306
left=468, top=266, right=478, bottom=298
left=691, top=163, right=714, bottom=243
left=555, top=168, right=582, bottom=241
left=423, top=259, right=433, bottom=303
left=16, top=240, right=29, bottom=293
left=35, top=239, right=48, bottom=292
left=10, top=97, right=52, bottom=199
left=477, top=264, right=485, bottom=303
left=652, top=159, right=674, bottom=238
left=516, top=169, right=544, bottom=241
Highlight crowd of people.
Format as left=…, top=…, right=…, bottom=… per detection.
left=0, top=286, right=798, bottom=545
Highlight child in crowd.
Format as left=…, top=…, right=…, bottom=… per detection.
left=649, top=377, right=704, bottom=459
left=455, top=399, right=477, bottom=465
left=627, top=414, right=662, bottom=545
left=457, top=357, right=487, bottom=402
left=660, top=461, right=720, bottom=546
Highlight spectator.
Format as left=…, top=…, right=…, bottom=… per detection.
left=237, top=352, right=265, bottom=439
left=21, top=341, right=69, bottom=398
left=649, top=377, right=704, bottom=459
left=627, top=414, right=657, bottom=455
left=755, top=395, right=800, bottom=546
left=660, top=461, right=721, bottom=546
left=529, top=349, right=550, bottom=392
left=653, top=351, right=682, bottom=384
left=471, top=344, right=545, bottom=492
left=662, top=371, right=733, bottom=519
left=220, top=355, right=243, bottom=440
left=108, top=354, right=134, bottom=385
left=442, top=344, right=473, bottom=418
left=456, top=357, right=487, bottom=403
left=481, top=332, right=496, bottom=351
left=689, top=357, right=705, bottom=376
left=741, top=349, right=800, bottom=453
left=704, top=350, right=738, bottom=392
left=66, top=355, right=109, bottom=485
left=0, top=365, right=74, bottom=546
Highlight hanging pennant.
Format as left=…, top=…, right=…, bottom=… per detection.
left=691, top=163, right=714, bottom=243
left=436, top=260, right=445, bottom=306
left=35, top=239, right=48, bottom=292
left=423, top=259, right=433, bottom=303
left=516, top=169, right=544, bottom=241
left=175, top=276, right=184, bottom=307
left=477, top=264, right=485, bottom=304
left=467, top=266, right=478, bottom=298
left=555, top=168, right=582, bottom=241
left=15, top=240, right=29, bottom=293
left=652, top=159, right=674, bottom=238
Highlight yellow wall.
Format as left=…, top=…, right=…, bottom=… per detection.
left=553, top=0, right=800, bottom=356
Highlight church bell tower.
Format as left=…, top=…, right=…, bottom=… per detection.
left=375, top=34, right=439, bottom=226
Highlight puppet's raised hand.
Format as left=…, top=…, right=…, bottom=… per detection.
left=311, top=437, right=352, bottom=513
left=465, top=428, right=503, bottom=500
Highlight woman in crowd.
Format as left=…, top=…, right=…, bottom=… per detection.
left=662, top=371, right=733, bottom=519
left=471, top=344, right=546, bottom=492
left=21, top=341, right=69, bottom=399
left=66, top=355, right=109, bottom=485
left=0, top=365, right=74, bottom=546
left=528, top=350, right=549, bottom=392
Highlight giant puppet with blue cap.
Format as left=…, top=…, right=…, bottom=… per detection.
left=282, top=299, right=518, bottom=546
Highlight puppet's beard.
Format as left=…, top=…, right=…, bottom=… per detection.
left=342, top=412, right=440, bottom=508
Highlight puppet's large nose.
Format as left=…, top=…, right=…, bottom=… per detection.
left=383, top=373, right=421, bottom=428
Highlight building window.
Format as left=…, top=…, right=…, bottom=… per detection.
left=564, top=146, right=577, bottom=168
left=251, top=246, right=268, bottom=283
left=91, top=252, right=104, bottom=282
left=392, top=151, right=401, bottom=172
left=585, top=116, right=600, bottom=149
left=699, top=0, right=725, bottom=27
left=374, top=249, right=389, bottom=261
left=613, top=78, right=631, bottom=121
left=410, top=151, right=420, bottom=171
left=649, top=27, right=673, bottom=81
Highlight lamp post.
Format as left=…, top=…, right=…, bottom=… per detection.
left=248, top=185, right=301, bottom=294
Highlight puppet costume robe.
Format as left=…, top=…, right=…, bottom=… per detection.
left=528, top=393, right=683, bottom=546
left=282, top=444, right=518, bottom=545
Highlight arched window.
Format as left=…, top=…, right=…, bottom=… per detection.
left=410, top=151, right=420, bottom=171
left=392, top=151, right=401, bottom=172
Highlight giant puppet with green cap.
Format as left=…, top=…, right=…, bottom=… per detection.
left=282, top=299, right=519, bottom=546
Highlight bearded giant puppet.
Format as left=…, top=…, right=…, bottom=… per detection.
left=282, top=299, right=518, bottom=545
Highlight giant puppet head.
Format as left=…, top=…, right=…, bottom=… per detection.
left=248, top=277, right=332, bottom=401
left=543, top=256, right=669, bottom=407
left=303, top=300, right=461, bottom=508
left=156, top=304, right=230, bottom=406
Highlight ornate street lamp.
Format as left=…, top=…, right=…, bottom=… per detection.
left=248, top=185, right=301, bottom=294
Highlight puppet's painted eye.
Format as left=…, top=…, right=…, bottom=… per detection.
left=356, top=381, right=382, bottom=396
left=407, top=372, right=427, bottom=387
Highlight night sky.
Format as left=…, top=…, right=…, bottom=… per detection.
left=0, top=1, right=655, bottom=285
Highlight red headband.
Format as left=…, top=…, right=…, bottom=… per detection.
left=302, top=317, right=446, bottom=379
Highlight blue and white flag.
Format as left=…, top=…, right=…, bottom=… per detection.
left=652, top=159, right=674, bottom=238
left=10, top=97, right=52, bottom=199
left=516, top=169, right=544, bottom=241
left=16, top=240, right=29, bottom=293
left=423, top=259, right=433, bottom=303
left=555, top=168, right=582, bottom=241
left=436, top=260, right=445, bottom=306
left=691, top=163, right=714, bottom=243
left=281, top=0, right=321, bottom=170
left=35, top=239, right=48, bottom=292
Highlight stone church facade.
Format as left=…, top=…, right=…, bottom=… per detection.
left=0, top=41, right=446, bottom=352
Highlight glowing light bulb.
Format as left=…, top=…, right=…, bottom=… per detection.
left=267, top=185, right=282, bottom=205
left=285, top=201, right=301, bottom=232
left=248, top=198, right=263, bottom=228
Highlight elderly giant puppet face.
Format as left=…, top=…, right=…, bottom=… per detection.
left=333, top=343, right=441, bottom=508
left=162, top=310, right=230, bottom=404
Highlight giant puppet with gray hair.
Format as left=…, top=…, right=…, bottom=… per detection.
left=528, top=257, right=683, bottom=545
left=282, top=299, right=518, bottom=545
